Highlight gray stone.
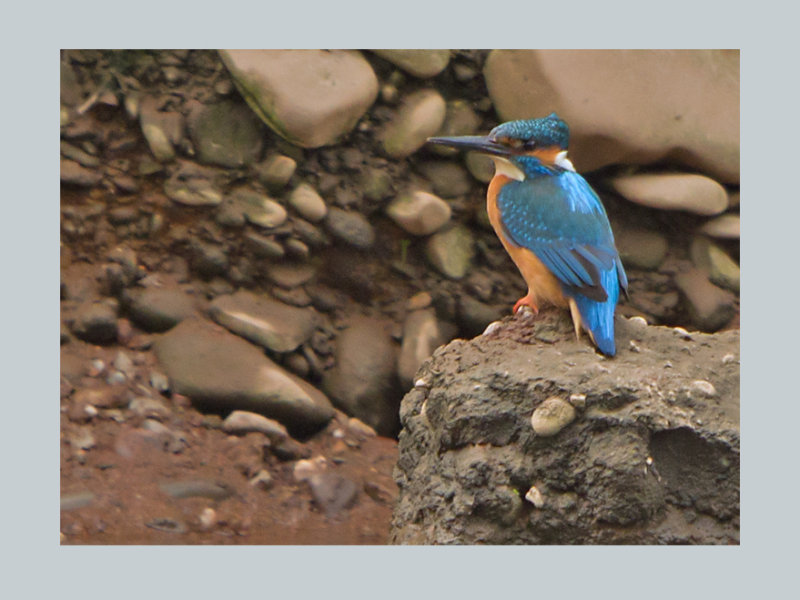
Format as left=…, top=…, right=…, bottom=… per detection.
left=164, top=165, right=223, bottom=206
left=616, top=227, right=669, bottom=270
left=71, top=301, right=118, bottom=344
left=689, top=237, right=740, bottom=293
left=139, top=96, right=184, bottom=162
left=372, top=50, right=451, bottom=78
left=154, top=318, right=335, bottom=433
left=419, top=161, right=473, bottom=198
left=265, top=262, right=316, bottom=289
left=398, top=308, right=450, bottom=389
left=465, top=151, right=496, bottom=183
left=125, top=287, right=197, bottom=332
left=386, top=190, right=452, bottom=236
left=609, top=173, right=729, bottom=216
left=674, top=268, right=737, bottom=332
left=60, top=60, right=83, bottom=107
left=220, top=50, right=378, bottom=148
left=255, top=154, right=297, bottom=189
left=308, top=472, right=359, bottom=517
left=699, top=214, right=740, bottom=239
left=457, top=296, right=505, bottom=337
left=224, top=188, right=287, bottom=229
left=322, top=317, right=401, bottom=436
left=209, top=289, right=318, bottom=353
left=325, top=207, right=375, bottom=249
left=158, top=479, right=232, bottom=501
left=289, top=183, right=328, bottom=223
left=244, top=232, right=285, bottom=258
left=61, top=141, right=100, bottom=168
left=390, top=311, right=739, bottom=544
left=222, top=410, right=289, bottom=442
left=430, top=100, right=482, bottom=158
left=382, top=89, right=447, bottom=158
left=191, top=244, right=228, bottom=279
left=425, top=224, right=476, bottom=279
left=141, top=123, right=175, bottom=162
left=360, top=168, right=394, bottom=202
left=61, top=159, right=102, bottom=187
left=186, top=99, right=265, bottom=168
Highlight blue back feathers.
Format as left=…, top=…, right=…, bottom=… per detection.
left=496, top=160, right=627, bottom=356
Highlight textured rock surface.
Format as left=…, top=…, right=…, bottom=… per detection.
left=390, top=311, right=739, bottom=544
left=220, top=50, right=378, bottom=148
left=484, top=49, right=739, bottom=182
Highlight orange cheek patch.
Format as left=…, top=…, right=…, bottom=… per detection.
left=527, top=146, right=561, bottom=165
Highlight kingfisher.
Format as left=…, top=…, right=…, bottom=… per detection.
left=427, top=113, right=628, bottom=356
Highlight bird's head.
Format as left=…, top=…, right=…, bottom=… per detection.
left=427, top=113, right=573, bottom=180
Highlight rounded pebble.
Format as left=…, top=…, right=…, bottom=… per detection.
left=690, top=379, right=717, bottom=398
left=525, top=486, right=544, bottom=508
left=386, top=190, right=452, bottom=236
left=289, top=183, right=328, bottom=223
left=222, top=410, right=289, bottom=442
left=531, top=397, right=576, bottom=437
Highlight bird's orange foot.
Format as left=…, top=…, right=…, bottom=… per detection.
left=513, top=295, right=539, bottom=316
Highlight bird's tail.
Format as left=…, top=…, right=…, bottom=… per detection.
left=573, top=266, right=620, bottom=356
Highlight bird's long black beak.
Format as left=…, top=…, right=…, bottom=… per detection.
left=426, top=135, right=512, bottom=157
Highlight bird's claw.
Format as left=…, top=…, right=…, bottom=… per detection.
left=513, top=297, right=539, bottom=316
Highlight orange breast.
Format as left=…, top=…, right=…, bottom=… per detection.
left=487, top=175, right=567, bottom=308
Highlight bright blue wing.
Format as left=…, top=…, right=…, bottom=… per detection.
left=497, top=170, right=624, bottom=302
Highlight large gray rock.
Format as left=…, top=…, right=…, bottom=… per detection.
left=154, top=318, right=334, bottom=434
left=186, top=99, right=265, bottom=168
left=391, top=311, right=739, bottom=544
left=322, top=317, right=401, bottom=436
left=219, top=50, right=378, bottom=148
left=484, top=50, right=739, bottom=183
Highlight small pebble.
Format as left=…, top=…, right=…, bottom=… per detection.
left=199, top=507, right=217, bottom=530
left=482, top=321, right=502, bottom=336
left=531, top=397, right=576, bottom=437
left=222, top=410, right=288, bottom=443
left=293, top=456, right=328, bottom=482
left=525, top=486, right=544, bottom=508
left=628, top=315, right=648, bottom=328
left=347, top=417, right=377, bottom=438
left=690, top=379, right=717, bottom=398
left=568, top=393, right=586, bottom=409
left=673, top=326, right=693, bottom=341
left=249, top=469, right=274, bottom=491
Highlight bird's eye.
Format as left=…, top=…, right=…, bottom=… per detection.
left=522, top=139, right=537, bottom=150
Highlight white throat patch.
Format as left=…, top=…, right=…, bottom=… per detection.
left=492, top=157, right=525, bottom=181
left=555, top=151, right=575, bottom=171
